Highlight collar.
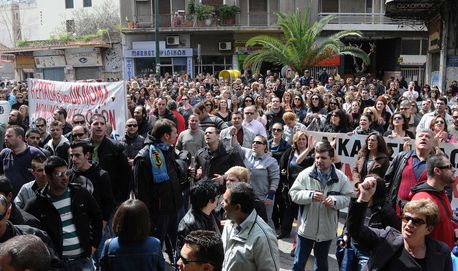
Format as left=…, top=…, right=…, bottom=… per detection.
left=228, top=209, right=257, bottom=241
left=309, top=164, right=339, bottom=185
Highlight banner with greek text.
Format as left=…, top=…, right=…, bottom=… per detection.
left=27, top=79, right=127, bottom=139
left=304, top=131, right=458, bottom=209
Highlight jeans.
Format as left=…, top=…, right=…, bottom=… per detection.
left=93, top=216, right=114, bottom=267
left=353, top=243, right=369, bottom=271
left=264, top=196, right=275, bottom=229
left=292, top=236, right=332, bottom=271
left=61, top=257, right=95, bottom=271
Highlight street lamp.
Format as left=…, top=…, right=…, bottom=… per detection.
left=154, top=0, right=160, bottom=81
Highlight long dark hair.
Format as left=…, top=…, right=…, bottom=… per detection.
left=112, top=199, right=151, bottom=243
left=358, top=132, right=389, bottom=159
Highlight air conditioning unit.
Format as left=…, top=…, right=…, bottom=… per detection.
left=166, top=36, right=180, bottom=46
left=218, top=42, right=231, bottom=51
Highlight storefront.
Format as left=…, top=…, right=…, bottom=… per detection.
left=123, top=47, right=193, bottom=79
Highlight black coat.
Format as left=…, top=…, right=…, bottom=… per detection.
left=133, top=136, right=183, bottom=217
left=347, top=200, right=451, bottom=271
left=92, top=137, right=131, bottom=205
left=177, top=208, right=220, bottom=251
left=24, top=184, right=103, bottom=258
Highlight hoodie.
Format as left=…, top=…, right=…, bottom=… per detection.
left=44, top=135, right=70, bottom=162
left=410, top=182, right=457, bottom=249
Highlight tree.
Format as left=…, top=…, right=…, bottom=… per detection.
left=243, top=8, right=370, bottom=74
left=56, top=0, right=120, bottom=37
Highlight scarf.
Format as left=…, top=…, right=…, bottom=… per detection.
left=149, top=143, right=170, bottom=183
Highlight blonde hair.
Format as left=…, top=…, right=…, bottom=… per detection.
left=403, top=198, right=439, bottom=227
left=225, top=166, right=250, bottom=183
left=282, top=111, right=297, bottom=122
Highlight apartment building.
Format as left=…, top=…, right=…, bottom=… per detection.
left=120, top=0, right=427, bottom=83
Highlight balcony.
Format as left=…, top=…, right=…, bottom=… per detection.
left=123, top=11, right=279, bottom=33
left=385, top=0, right=444, bottom=19
left=319, top=12, right=426, bottom=31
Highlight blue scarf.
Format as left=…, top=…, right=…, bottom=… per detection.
left=149, top=143, right=170, bottom=183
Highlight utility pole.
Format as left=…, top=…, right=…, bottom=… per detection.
left=154, top=0, right=160, bottom=81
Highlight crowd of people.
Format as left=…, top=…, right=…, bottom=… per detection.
left=0, top=70, right=457, bottom=271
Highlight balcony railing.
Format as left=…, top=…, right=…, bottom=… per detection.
left=319, top=13, right=400, bottom=25
left=127, top=12, right=278, bottom=30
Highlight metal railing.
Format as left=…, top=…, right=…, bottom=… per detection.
left=128, top=12, right=279, bottom=29
left=319, top=12, right=400, bottom=24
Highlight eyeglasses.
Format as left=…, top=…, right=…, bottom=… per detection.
left=182, top=98, right=188, bottom=101
left=435, top=120, right=445, bottom=124
left=401, top=214, right=426, bottom=226
left=294, top=98, right=301, bottom=100
left=330, top=102, right=337, bottom=105
left=393, top=116, right=403, bottom=121
left=272, top=128, right=283, bottom=132
left=127, top=124, right=138, bottom=128
left=331, top=114, right=339, bottom=117
left=252, top=140, right=265, bottom=145
left=437, top=163, right=454, bottom=169
left=205, top=104, right=212, bottom=106
left=178, top=255, right=207, bottom=265
left=312, top=97, right=319, bottom=100
left=73, top=133, right=86, bottom=138
left=244, top=112, right=254, bottom=115
left=52, top=170, right=71, bottom=178
left=73, top=121, right=85, bottom=125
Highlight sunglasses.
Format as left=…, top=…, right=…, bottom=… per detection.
left=52, top=170, right=72, bottom=178
left=73, top=121, right=85, bottom=125
left=252, top=140, right=265, bottom=145
left=331, top=114, right=339, bottom=117
left=272, top=128, right=283, bottom=132
left=330, top=102, right=337, bottom=105
left=393, top=116, right=403, bottom=121
left=312, top=97, right=319, bottom=100
left=127, top=124, right=138, bottom=127
left=245, top=100, right=253, bottom=103
left=401, top=214, right=426, bottom=226
left=437, top=163, right=454, bottom=169
left=435, top=120, right=445, bottom=124
left=36, top=124, right=45, bottom=128
left=244, top=112, right=254, bottom=115
left=205, top=104, right=212, bottom=106
left=178, top=255, right=207, bottom=265
left=182, top=98, right=188, bottom=101
left=294, top=98, right=302, bottom=100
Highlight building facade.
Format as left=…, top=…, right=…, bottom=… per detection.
left=386, top=0, right=458, bottom=90
left=120, top=0, right=427, bottom=83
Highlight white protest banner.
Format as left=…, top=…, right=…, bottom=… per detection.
left=28, top=79, right=127, bottom=138
left=304, top=131, right=458, bottom=209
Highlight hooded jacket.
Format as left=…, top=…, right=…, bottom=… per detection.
left=410, top=182, right=457, bottom=249
left=133, top=134, right=183, bottom=217
left=44, top=135, right=70, bottom=162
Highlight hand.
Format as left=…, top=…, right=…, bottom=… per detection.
left=264, top=198, right=274, bottom=205
left=312, top=191, right=324, bottom=202
left=323, top=196, right=334, bottom=208
left=196, top=168, right=202, bottom=179
left=230, top=126, right=237, bottom=136
left=403, top=140, right=411, bottom=151
left=281, top=169, right=287, bottom=176
left=211, top=174, right=225, bottom=185
left=357, top=176, right=377, bottom=202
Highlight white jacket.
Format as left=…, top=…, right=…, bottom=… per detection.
left=289, top=164, right=353, bottom=242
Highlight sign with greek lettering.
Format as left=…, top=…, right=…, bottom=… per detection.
left=304, top=131, right=458, bottom=208
left=124, top=48, right=193, bottom=58
left=27, top=79, right=127, bottom=139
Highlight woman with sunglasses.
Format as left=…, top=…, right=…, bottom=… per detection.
left=241, top=96, right=255, bottom=110
left=429, top=115, right=457, bottom=143
left=277, top=131, right=315, bottom=239
left=232, top=135, right=280, bottom=229
left=291, top=95, right=307, bottom=123
left=322, top=109, right=352, bottom=133
left=100, top=199, right=165, bottom=271
left=304, top=94, right=326, bottom=130
left=384, top=113, right=415, bottom=139
left=348, top=178, right=451, bottom=271
left=178, top=95, right=193, bottom=128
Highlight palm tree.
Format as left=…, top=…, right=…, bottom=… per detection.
left=243, top=8, right=370, bottom=74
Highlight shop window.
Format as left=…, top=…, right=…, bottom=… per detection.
left=401, top=39, right=421, bottom=55
left=321, top=0, right=338, bottom=13
left=66, top=20, right=75, bottom=33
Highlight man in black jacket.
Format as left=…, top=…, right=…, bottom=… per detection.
left=177, top=180, right=220, bottom=252
left=133, top=119, right=183, bottom=260
left=90, top=114, right=131, bottom=205
left=24, top=156, right=102, bottom=269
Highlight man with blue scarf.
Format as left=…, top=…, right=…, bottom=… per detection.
left=133, top=118, right=183, bottom=262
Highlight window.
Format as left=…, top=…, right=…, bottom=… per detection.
left=401, top=39, right=421, bottom=55
left=65, top=0, right=74, bottom=9
left=321, top=0, right=338, bottom=13
left=83, top=0, right=91, bottom=7
left=66, top=20, right=75, bottom=33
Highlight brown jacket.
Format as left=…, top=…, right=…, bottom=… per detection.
left=352, top=152, right=389, bottom=184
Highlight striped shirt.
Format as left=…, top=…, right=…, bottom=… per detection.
left=48, top=189, right=83, bottom=259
